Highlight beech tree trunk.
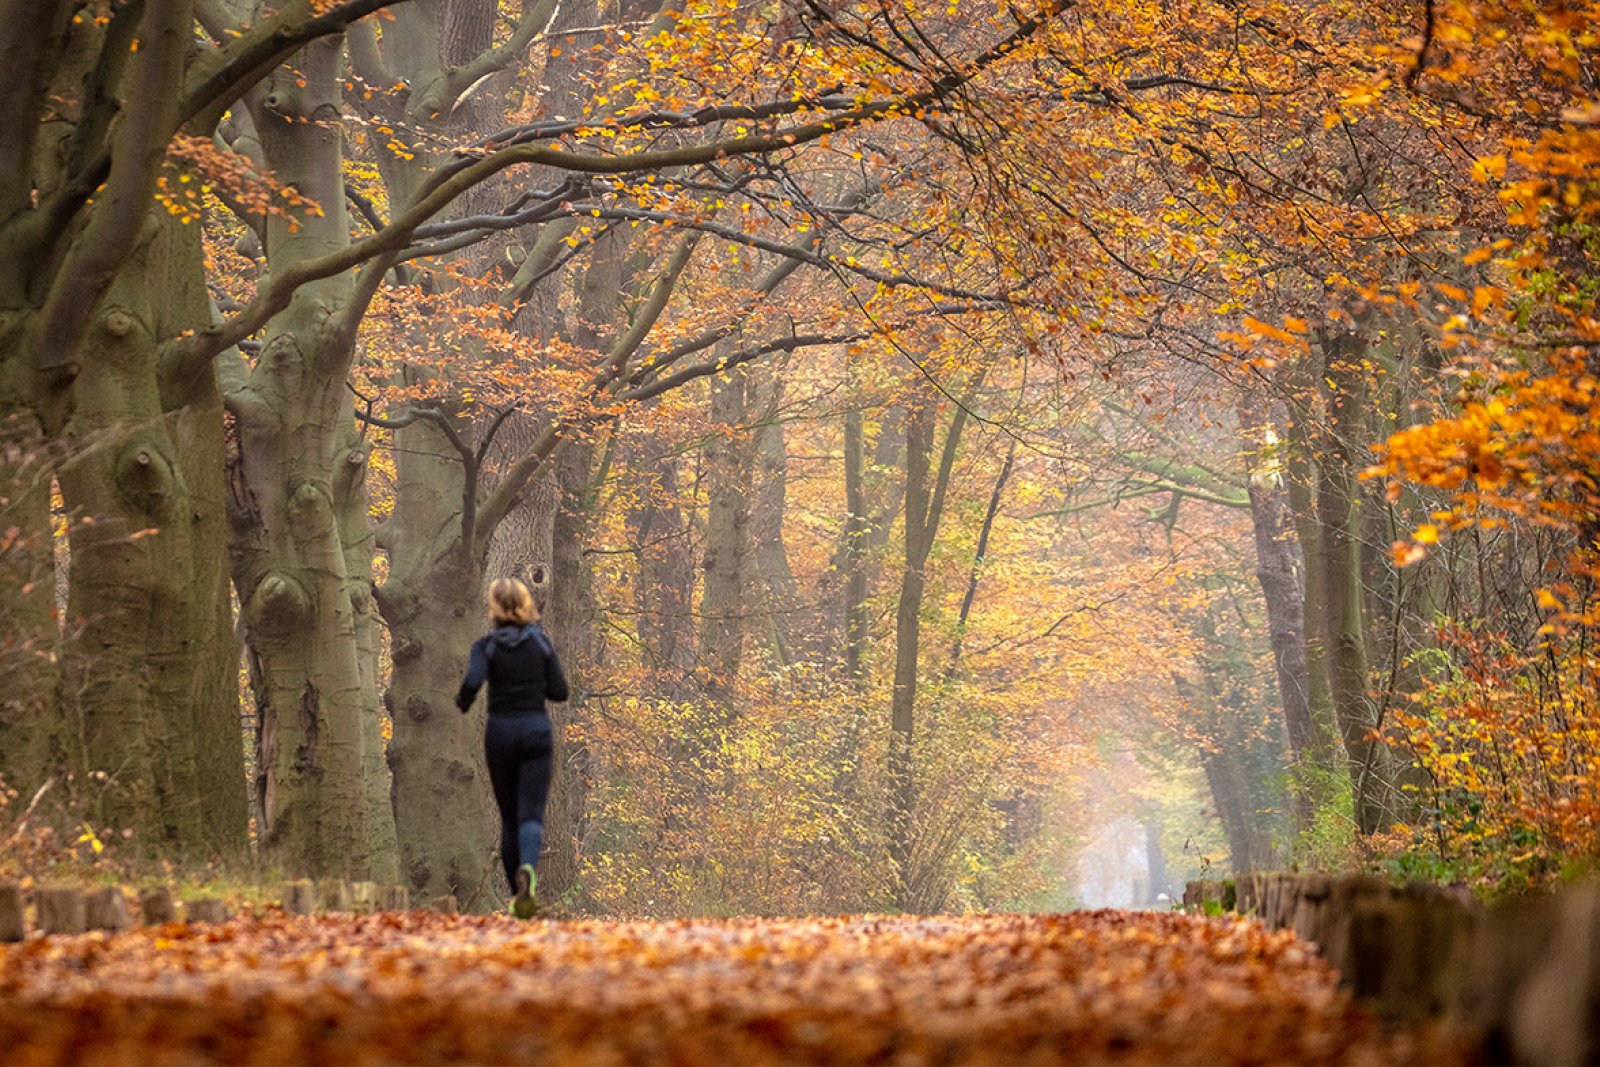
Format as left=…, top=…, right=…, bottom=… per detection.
left=0, top=413, right=63, bottom=796
left=225, top=41, right=396, bottom=880
left=889, top=395, right=970, bottom=907
left=749, top=363, right=804, bottom=665
left=699, top=364, right=753, bottom=697
left=377, top=413, right=498, bottom=905
left=626, top=433, right=696, bottom=681
left=1281, top=354, right=1341, bottom=809
left=1318, top=326, right=1392, bottom=835
left=40, top=215, right=246, bottom=857
left=541, top=442, right=604, bottom=906
left=1237, top=397, right=1324, bottom=829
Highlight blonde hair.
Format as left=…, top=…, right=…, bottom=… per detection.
left=487, top=577, right=538, bottom=627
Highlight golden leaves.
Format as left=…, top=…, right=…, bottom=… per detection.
left=0, top=911, right=1441, bottom=1066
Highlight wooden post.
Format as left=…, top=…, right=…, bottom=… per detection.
left=36, top=886, right=86, bottom=935
left=348, top=881, right=377, bottom=914
left=185, top=897, right=229, bottom=925
left=317, top=879, right=349, bottom=914
left=140, top=887, right=177, bottom=925
left=283, top=880, right=316, bottom=916
left=85, top=887, right=131, bottom=931
left=0, top=883, right=25, bottom=941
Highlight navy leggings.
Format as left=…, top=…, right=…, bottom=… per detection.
left=484, top=712, right=554, bottom=892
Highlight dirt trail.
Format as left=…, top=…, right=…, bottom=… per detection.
left=0, top=910, right=1464, bottom=1066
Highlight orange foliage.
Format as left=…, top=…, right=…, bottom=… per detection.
left=1368, top=0, right=1600, bottom=888
left=0, top=911, right=1458, bottom=1066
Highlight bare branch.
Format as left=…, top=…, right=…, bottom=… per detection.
left=412, top=0, right=562, bottom=119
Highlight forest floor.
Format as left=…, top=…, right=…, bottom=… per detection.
left=0, top=910, right=1469, bottom=1066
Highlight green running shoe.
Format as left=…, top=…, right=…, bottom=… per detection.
left=510, top=863, right=538, bottom=919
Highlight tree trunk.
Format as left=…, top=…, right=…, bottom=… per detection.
left=842, top=406, right=869, bottom=681
left=540, top=441, right=603, bottom=907
left=626, top=432, right=696, bottom=681
left=749, top=363, right=804, bottom=666
left=377, top=415, right=498, bottom=906
left=227, top=41, right=395, bottom=880
left=0, top=412, right=63, bottom=797
left=889, top=395, right=970, bottom=906
left=1237, top=396, right=1324, bottom=830
left=1281, top=354, right=1340, bottom=805
left=699, top=363, right=752, bottom=697
left=1319, top=326, right=1392, bottom=835
left=50, top=216, right=245, bottom=858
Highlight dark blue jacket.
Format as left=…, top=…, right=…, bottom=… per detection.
left=455, top=624, right=569, bottom=715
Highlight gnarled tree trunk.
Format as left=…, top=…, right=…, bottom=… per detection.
left=226, top=41, right=395, bottom=880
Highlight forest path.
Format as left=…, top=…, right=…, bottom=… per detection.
left=1, top=910, right=1462, bottom=1066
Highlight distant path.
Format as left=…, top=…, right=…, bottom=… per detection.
left=0, top=911, right=1461, bottom=1065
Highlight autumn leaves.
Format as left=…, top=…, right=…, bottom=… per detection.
left=0, top=910, right=1450, bottom=1066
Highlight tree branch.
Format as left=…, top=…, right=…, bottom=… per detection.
left=36, top=0, right=192, bottom=381
left=411, top=0, right=561, bottom=119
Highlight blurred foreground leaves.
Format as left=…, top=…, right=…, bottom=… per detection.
left=0, top=911, right=1461, bottom=1066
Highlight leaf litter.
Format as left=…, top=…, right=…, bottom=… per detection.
left=0, top=910, right=1465, bottom=1066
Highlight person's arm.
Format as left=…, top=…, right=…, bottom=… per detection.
left=543, top=640, right=570, bottom=703
left=456, top=637, right=490, bottom=712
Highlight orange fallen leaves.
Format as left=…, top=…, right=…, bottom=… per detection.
left=0, top=911, right=1459, bottom=1067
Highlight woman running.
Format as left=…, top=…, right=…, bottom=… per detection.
left=455, top=577, right=568, bottom=918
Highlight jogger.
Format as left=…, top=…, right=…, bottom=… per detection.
left=484, top=711, right=553, bottom=892
left=456, top=578, right=569, bottom=916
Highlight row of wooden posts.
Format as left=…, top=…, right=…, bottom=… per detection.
left=1183, top=873, right=1600, bottom=1067
left=0, top=881, right=464, bottom=941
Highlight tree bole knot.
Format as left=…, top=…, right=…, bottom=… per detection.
left=392, top=634, right=423, bottom=664
left=102, top=309, right=134, bottom=338
left=405, top=695, right=431, bottom=723
left=114, top=443, right=173, bottom=512
left=288, top=482, right=333, bottom=538
left=446, top=760, right=475, bottom=785
left=249, top=572, right=312, bottom=634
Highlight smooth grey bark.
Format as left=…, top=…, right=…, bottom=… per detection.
left=1237, top=396, right=1320, bottom=828
left=1173, top=606, right=1284, bottom=876
left=364, top=0, right=565, bottom=907
left=834, top=404, right=906, bottom=681
left=698, top=363, right=753, bottom=697
left=626, top=433, right=696, bottom=681
left=540, top=440, right=605, bottom=905
left=842, top=406, right=869, bottom=681
left=1317, top=326, right=1393, bottom=835
left=52, top=212, right=245, bottom=857
left=749, top=363, right=806, bottom=666
left=1280, top=353, right=1341, bottom=801
left=889, top=394, right=970, bottom=908
left=225, top=39, right=396, bottom=880
left=945, top=438, right=1014, bottom=677
left=376, top=415, right=499, bottom=904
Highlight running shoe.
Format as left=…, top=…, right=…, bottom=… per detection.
left=511, top=863, right=538, bottom=919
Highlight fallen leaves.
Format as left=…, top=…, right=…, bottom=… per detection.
left=0, top=910, right=1461, bottom=1067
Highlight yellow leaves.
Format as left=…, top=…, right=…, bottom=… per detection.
left=74, top=823, right=104, bottom=855
left=1473, top=154, right=1508, bottom=182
